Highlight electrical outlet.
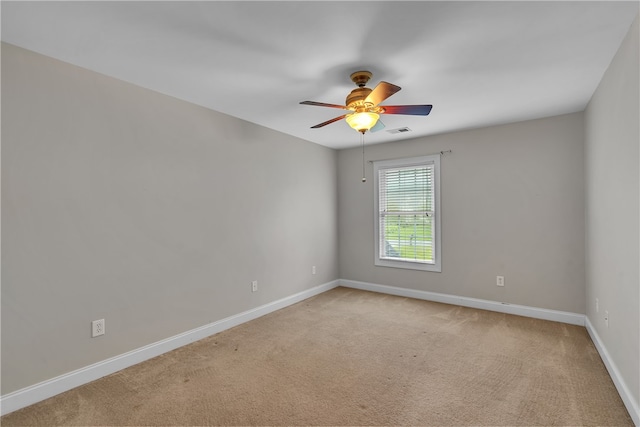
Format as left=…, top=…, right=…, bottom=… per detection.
left=312, top=266, right=316, bottom=275
left=251, top=281, right=258, bottom=292
left=595, top=298, right=599, bottom=313
left=92, top=319, right=105, bottom=338
left=496, top=276, right=505, bottom=287
left=604, top=310, right=609, bottom=328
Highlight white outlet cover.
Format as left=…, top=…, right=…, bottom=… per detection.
left=92, top=319, right=105, bottom=337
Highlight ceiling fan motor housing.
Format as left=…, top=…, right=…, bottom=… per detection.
left=346, top=87, right=373, bottom=110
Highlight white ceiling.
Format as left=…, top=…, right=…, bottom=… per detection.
left=2, top=1, right=638, bottom=149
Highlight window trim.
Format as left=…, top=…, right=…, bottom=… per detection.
left=373, top=154, right=441, bottom=272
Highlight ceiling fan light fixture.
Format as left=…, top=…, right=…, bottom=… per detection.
left=301, top=71, right=432, bottom=132
left=346, top=112, right=379, bottom=133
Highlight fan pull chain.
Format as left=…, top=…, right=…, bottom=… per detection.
left=361, top=132, right=366, bottom=183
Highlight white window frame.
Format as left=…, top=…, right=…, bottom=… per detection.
left=373, top=154, right=441, bottom=272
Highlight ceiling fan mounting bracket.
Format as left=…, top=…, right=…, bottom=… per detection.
left=350, top=70, right=373, bottom=87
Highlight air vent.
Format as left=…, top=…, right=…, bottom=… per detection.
left=387, top=127, right=412, bottom=134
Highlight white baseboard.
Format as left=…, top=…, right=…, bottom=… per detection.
left=585, top=317, right=640, bottom=426
left=0, top=280, right=340, bottom=416
left=339, top=279, right=585, bottom=326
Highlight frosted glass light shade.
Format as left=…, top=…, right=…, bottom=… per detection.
left=346, top=112, right=379, bottom=132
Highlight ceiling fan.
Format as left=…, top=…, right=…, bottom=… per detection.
left=300, top=71, right=433, bottom=134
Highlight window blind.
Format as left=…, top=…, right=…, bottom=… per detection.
left=378, top=163, right=435, bottom=264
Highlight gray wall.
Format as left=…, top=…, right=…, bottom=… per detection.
left=338, top=113, right=586, bottom=314
left=1, top=43, right=339, bottom=394
left=585, top=14, right=639, bottom=409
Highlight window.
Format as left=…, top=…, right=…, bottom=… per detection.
left=374, top=154, right=441, bottom=272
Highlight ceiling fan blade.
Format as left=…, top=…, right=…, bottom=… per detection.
left=364, top=81, right=401, bottom=106
left=381, top=105, right=433, bottom=116
left=300, top=101, right=347, bottom=109
left=370, top=119, right=385, bottom=133
left=310, top=115, right=348, bottom=129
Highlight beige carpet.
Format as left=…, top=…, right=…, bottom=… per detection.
left=1, top=287, right=633, bottom=426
